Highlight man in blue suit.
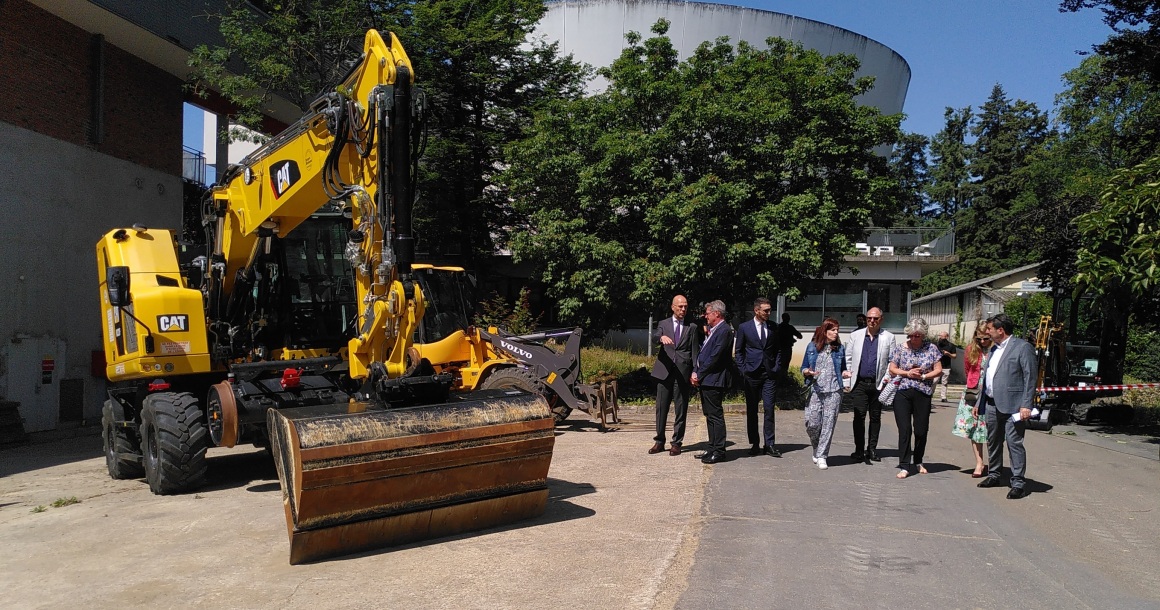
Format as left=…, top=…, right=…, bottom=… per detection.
left=692, top=300, right=734, bottom=464
left=734, top=297, right=781, bottom=457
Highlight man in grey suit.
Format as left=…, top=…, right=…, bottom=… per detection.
left=650, top=295, right=699, bottom=456
left=973, top=313, right=1038, bottom=499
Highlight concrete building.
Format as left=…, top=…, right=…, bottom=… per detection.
left=0, top=0, right=292, bottom=432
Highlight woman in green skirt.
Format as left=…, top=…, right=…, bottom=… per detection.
left=952, top=324, right=992, bottom=477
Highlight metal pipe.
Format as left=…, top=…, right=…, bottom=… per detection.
left=391, top=66, right=414, bottom=275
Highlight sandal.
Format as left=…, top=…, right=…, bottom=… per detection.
left=917, top=464, right=928, bottom=475
left=896, top=468, right=909, bottom=479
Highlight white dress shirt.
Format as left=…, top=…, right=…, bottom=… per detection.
left=672, top=317, right=682, bottom=344
left=754, top=318, right=767, bottom=342
left=985, top=336, right=1011, bottom=397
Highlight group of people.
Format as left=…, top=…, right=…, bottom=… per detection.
left=648, top=295, right=1038, bottom=499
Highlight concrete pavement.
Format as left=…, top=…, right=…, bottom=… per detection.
left=1, top=403, right=1158, bottom=609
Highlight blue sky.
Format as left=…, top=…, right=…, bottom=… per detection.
left=737, top=0, right=1113, bottom=137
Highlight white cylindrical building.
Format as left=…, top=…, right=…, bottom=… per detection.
left=534, top=0, right=910, bottom=118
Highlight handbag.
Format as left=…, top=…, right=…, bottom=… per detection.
left=878, top=374, right=900, bottom=406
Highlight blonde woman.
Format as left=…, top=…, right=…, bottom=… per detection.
left=953, top=324, right=992, bottom=477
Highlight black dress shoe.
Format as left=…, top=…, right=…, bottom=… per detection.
left=850, top=451, right=865, bottom=461
left=977, top=477, right=1002, bottom=488
left=867, top=450, right=881, bottom=462
left=701, top=451, right=725, bottom=464
left=764, top=445, right=781, bottom=458
left=694, top=451, right=709, bottom=459
left=1007, top=487, right=1028, bottom=499
left=748, top=444, right=761, bottom=456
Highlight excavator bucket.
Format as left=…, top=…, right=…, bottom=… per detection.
left=267, top=389, right=555, bottom=564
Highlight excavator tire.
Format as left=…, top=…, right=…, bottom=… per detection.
left=480, top=366, right=572, bottom=423
left=141, top=392, right=208, bottom=495
left=102, top=399, right=144, bottom=480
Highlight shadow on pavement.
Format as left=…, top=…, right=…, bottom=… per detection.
left=774, top=443, right=810, bottom=456
left=921, top=462, right=959, bottom=474
left=0, top=433, right=103, bottom=477
left=200, top=449, right=278, bottom=493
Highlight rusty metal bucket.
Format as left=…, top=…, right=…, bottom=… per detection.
left=267, top=389, right=555, bottom=564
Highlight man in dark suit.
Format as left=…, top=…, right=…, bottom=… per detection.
left=692, top=300, right=733, bottom=464
left=734, top=297, right=780, bottom=457
left=973, top=313, right=1038, bottom=499
left=650, top=295, right=699, bottom=456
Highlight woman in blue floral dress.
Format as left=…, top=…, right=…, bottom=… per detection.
left=888, top=317, right=943, bottom=479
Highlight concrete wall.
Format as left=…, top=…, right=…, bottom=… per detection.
left=0, top=121, right=181, bottom=422
left=537, top=0, right=910, bottom=120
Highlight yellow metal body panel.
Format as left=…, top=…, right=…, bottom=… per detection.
left=96, top=229, right=212, bottom=381
left=413, top=328, right=519, bottom=391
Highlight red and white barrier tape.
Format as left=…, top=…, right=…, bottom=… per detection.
left=1039, top=383, right=1160, bottom=392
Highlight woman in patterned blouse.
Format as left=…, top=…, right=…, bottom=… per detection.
left=888, top=317, right=943, bottom=479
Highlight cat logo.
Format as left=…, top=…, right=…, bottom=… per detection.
left=269, top=160, right=301, bottom=199
left=157, top=314, right=189, bottom=332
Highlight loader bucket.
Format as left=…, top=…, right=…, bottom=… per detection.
left=267, top=389, right=555, bottom=564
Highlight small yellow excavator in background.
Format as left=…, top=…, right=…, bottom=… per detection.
left=95, top=30, right=570, bottom=564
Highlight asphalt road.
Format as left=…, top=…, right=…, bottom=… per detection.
left=0, top=403, right=1157, bottom=610
left=668, top=405, right=1160, bottom=610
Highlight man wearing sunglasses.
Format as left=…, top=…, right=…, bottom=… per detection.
left=843, top=307, right=896, bottom=463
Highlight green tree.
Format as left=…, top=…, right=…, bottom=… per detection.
left=927, top=107, right=976, bottom=221
left=1075, top=154, right=1160, bottom=302
left=918, top=86, right=1051, bottom=295
left=187, top=0, right=587, bottom=267
left=502, top=21, right=902, bottom=331
left=474, top=287, right=541, bottom=335
left=1061, top=0, right=1160, bottom=87
left=187, top=0, right=374, bottom=131
left=888, top=131, right=933, bottom=224
left=1016, top=55, right=1160, bottom=292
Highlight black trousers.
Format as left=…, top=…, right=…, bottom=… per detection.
left=700, top=386, right=727, bottom=453
left=743, top=373, right=776, bottom=447
left=848, top=377, right=883, bottom=453
left=894, top=388, right=932, bottom=466
left=654, top=374, right=691, bottom=445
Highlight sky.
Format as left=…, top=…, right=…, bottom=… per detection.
left=736, top=0, right=1114, bottom=138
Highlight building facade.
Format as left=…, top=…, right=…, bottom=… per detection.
left=910, top=263, right=1046, bottom=343
left=0, top=0, right=293, bottom=432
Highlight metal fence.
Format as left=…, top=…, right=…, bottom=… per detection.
left=182, top=146, right=206, bottom=185
left=856, top=227, right=955, bottom=257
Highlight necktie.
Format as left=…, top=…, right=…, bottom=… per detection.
left=674, top=320, right=680, bottom=345
left=759, top=322, right=765, bottom=342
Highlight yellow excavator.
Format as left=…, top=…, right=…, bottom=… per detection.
left=96, top=30, right=558, bottom=564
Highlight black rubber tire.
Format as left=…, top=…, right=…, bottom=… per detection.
left=479, top=366, right=572, bottom=423
left=141, top=392, right=208, bottom=495
left=102, top=399, right=144, bottom=480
